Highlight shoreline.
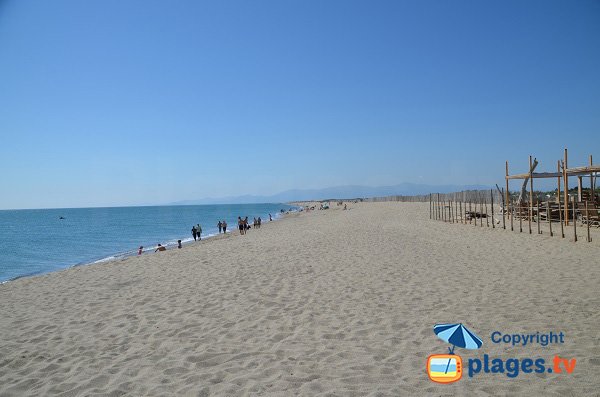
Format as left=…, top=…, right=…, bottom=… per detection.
left=0, top=206, right=299, bottom=285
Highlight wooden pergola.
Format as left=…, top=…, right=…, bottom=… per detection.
left=505, top=149, right=599, bottom=225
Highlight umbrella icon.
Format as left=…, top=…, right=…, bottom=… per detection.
left=434, top=323, right=483, bottom=353
left=433, top=323, right=483, bottom=374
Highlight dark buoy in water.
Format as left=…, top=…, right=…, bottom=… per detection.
left=59, top=216, right=65, bottom=220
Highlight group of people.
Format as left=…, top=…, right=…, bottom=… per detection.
left=139, top=214, right=276, bottom=255
left=191, top=224, right=202, bottom=241
left=237, top=216, right=262, bottom=235
left=137, top=239, right=182, bottom=255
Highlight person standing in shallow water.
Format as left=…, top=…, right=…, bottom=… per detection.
left=222, top=220, right=227, bottom=233
left=217, top=221, right=222, bottom=234
left=196, top=224, right=202, bottom=240
left=191, top=226, right=197, bottom=241
left=238, top=217, right=244, bottom=235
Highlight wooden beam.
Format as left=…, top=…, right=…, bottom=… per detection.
left=564, top=148, right=569, bottom=225
left=591, top=155, right=595, bottom=202
left=558, top=199, right=564, bottom=238
left=501, top=188, right=505, bottom=229
left=506, top=165, right=600, bottom=180
left=505, top=161, right=510, bottom=219
left=491, top=189, right=495, bottom=229
left=557, top=160, right=561, bottom=204
left=547, top=201, right=553, bottom=237
left=529, top=156, right=533, bottom=234
left=586, top=201, right=591, bottom=242
left=572, top=196, right=577, bottom=242
left=506, top=171, right=562, bottom=180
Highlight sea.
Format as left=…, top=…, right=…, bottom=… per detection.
left=0, top=203, right=296, bottom=283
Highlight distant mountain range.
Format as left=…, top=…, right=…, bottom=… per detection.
left=169, top=183, right=491, bottom=205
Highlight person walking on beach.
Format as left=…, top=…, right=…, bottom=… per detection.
left=222, top=220, right=227, bottom=233
left=238, top=217, right=244, bottom=235
left=217, top=221, right=222, bottom=234
left=177, top=240, right=182, bottom=249
left=138, top=246, right=143, bottom=255
left=155, top=244, right=166, bottom=252
left=191, top=226, right=197, bottom=241
left=244, top=216, right=249, bottom=231
left=269, top=213, right=272, bottom=221
left=196, top=224, right=202, bottom=240
left=257, top=217, right=261, bottom=228
left=253, top=217, right=257, bottom=229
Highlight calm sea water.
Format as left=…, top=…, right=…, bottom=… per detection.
left=0, top=203, right=295, bottom=282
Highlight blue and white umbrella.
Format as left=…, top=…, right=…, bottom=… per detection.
left=433, top=323, right=482, bottom=375
left=433, top=323, right=482, bottom=353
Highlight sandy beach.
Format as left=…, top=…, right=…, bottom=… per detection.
left=1, top=202, right=599, bottom=396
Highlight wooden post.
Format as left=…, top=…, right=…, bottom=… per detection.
left=491, top=189, right=495, bottom=229
left=591, top=155, right=595, bottom=202
left=453, top=200, right=456, bottom=224
left=577, top=176, right=583, bottom=202
left=429, top=194, right=432, bottom=219
left=510, top=200, right=514, bottom=231
left=557, top=160, right=561, bottom=204
left=460, top=200, right=463, bottom=224
left=505, top=161, right=510, bottom=221
left=437, top=194, right=440, bottom=220
left=558, top=199, right=564, bottom=238
left=470, top=200, right=473, bottom=225
left=572, top=196, right=577, bottom=242
left=519, top=207, right=523, bottom=233
left=564, top=149, right=569, bottom=224
left=452, top=197, right=456, bottom=223
left=547, top=201, right=553, bottom=237
left=443, top=199, right=446, bottom=222
left=586, top=201, right=591, bottom=242
left=454, top=200, right=458, bottom=223
left=528, top=155, right=533, bottom=234
left=537, top=201, right=542, bottom=234
left=501, top=188, right=505, bottom=229
left=485, top=198, right=489, bottom=227
left=480, top=199, right=483, bottom=227
left=444, top=200, right=447, bottom=222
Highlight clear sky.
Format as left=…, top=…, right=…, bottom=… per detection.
left=1, top=0, right=599, bottom=209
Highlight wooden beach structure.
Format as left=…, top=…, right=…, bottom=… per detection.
left=505, top=149, right=599, bottom=225
left=429, top=148, right=599, bottom=244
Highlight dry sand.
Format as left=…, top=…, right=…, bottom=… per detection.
left=1, top=202, right=599, bottom=396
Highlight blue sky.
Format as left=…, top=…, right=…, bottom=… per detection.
left=1, top=0, right=599, bottom=209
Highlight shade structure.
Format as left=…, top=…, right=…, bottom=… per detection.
left=433, top=323, right=483, bottom=350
